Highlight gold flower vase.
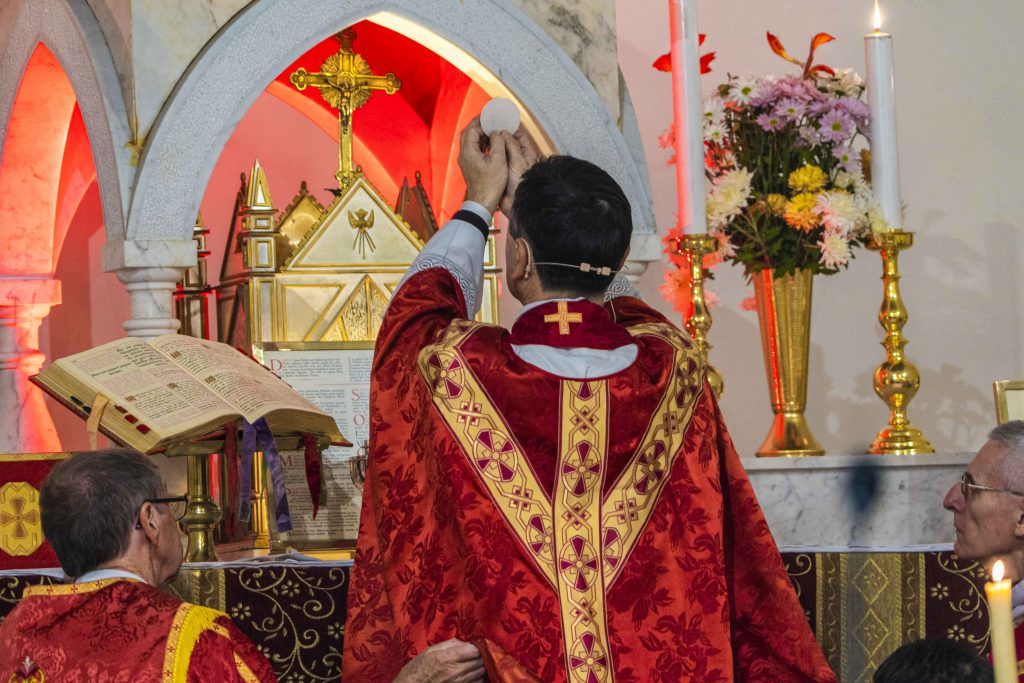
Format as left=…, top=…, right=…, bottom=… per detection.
left=753, top=268, right=825, bottom=456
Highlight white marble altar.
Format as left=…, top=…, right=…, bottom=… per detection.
left=746, top=452, right=972, bottom=548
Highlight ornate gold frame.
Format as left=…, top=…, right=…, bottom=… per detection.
left=993, top=380, right=1024, bottom=425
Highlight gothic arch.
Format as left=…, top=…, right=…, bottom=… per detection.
left=0, top=0, right=132, bottom=242
left=128, top=0, right=656, bottom=243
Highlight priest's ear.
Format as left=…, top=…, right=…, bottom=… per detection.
left=508, top=237, right=533, bottom=282
left=136, top=501, right=162, bottom=540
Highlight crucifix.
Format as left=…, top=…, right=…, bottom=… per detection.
left=289, top=29, right=402, bottom=190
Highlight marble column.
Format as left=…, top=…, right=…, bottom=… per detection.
left=103, top=239, right=197, bottom=340
left=0, top=278, right=61, bottom=452
left=623, top=232, right=664, bottom=285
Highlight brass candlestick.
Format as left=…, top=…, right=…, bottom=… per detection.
left=182, top=453, right=221, bottom=562
left=680, top=234, right=724, bottom=398
left=867, top=229, right=933, bottom=455
left=252, top=452, right=270, bottom=549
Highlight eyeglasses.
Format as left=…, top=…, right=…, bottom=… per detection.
left=960, top=473, right=1024, bottom=500
left=144, top=495, right=189, bottom=522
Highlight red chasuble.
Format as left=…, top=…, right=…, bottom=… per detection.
left=343, top=267, right=835, bottom=683
left=0, top=578, right=277, bottom=682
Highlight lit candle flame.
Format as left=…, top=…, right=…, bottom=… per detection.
left=994, top=559, right=1006, bottom=582
left=873, top=0, right=882, bottom=31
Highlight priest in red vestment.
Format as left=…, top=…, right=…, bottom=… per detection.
left=943, top=421, right=1024, bottom=680
left=343, top=120, right=836, bottom=682
left=0, top=448, right=278, bottom=683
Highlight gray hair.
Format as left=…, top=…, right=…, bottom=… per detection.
left=40, top=448, right=165, bottom=577
left=988, top=421, right=1024, bottom=489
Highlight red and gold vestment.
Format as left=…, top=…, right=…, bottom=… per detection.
left=343, top=267, right=835, bottom=682
left=0, top=577, right=277, bottom=682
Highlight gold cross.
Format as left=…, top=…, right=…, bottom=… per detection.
left=544, top=301, right=583, bottom=335
left=289, top=29, right=402, bottom=191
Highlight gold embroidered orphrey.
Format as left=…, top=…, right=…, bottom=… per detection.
left=418, top=319, right=705, bottom=682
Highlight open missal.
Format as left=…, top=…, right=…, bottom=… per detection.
left=31, top=334, right=344, bottom=453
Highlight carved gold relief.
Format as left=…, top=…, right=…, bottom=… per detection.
left=348, top=208, right=376, bottom=258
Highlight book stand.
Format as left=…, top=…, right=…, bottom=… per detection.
left=165, top=432, right=333, bottom=562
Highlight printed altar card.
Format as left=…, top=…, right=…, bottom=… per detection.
left=253, top=342, right=372, bottom=551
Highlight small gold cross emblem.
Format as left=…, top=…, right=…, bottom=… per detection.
left=544, top=301, right=583, bottom=335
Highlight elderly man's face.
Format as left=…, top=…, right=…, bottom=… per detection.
left=943, top=440, right=1024, bottom=562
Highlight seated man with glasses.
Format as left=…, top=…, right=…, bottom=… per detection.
left=0, top=448, right=484, bottom=683
left=0, top=448, right=278, bottom=681
left=943, top=420, right=1024, bottom=680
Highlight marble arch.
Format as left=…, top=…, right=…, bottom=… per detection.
left=0, top=0, right=132, bottom=242
left=128, top=0, right=657, bottom=247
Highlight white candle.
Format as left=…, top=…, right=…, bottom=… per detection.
left=986, top=560, right=1018, bottom=683
left=668, top=0, right=707, bottom=233
left=864, top=1, right=901, bottom=230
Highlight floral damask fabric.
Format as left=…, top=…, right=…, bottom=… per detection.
left=343, top=268, right=835, bottom=682
left=0, top=578, right=276, bottom=682
left=0, top=552, right=998, bottom=681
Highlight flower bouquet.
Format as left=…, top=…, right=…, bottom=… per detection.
left=666, top=32, right=887, bottom=456
left=700, top=33, right=885, bottom=279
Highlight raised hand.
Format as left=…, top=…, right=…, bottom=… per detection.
left=458, top=118, right=509, bottom=215
left=499, top=125, right=543, bottom=218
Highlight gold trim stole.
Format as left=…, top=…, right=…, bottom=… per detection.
left=418, top=320, right=704, bottom=683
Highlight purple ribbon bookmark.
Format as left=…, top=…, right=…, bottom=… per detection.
left=237, top=418, right=292, bottom=532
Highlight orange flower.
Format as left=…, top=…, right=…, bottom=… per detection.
left=784, top=193, right=820, bottom=232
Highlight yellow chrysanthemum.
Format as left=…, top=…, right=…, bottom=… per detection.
left=788, top=165, right=827, bottom=193
left=784, top=192, right=820, bottom=232
left=766, top=193, right=787, bottom=216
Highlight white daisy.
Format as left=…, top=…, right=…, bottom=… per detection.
left=731, top=77, right=761, bottom=104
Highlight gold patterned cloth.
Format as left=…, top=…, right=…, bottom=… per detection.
left=784, top=552, right=992, bottom=682
left=0, top=553, right=995, bottom=681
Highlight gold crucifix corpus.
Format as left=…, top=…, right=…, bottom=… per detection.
left=289, top=29, right=401, bottom=191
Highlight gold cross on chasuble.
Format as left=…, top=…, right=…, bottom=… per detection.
left=289, top=29, right=401, bottom=190
left=544, top=301, right=584, bottom=335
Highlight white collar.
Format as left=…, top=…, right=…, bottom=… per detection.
left=75, top=568, right=148, bottom=585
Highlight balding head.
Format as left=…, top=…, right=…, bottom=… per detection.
left=987, top=420, right=1024, bottom=490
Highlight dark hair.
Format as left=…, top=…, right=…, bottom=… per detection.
left=873, top=638, right=993, bottom=683
left=509, top=155, right=632, bottom=296
left=40, top=448, right=165, bottom=577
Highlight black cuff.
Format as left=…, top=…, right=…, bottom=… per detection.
left=453, top=209, right=490, bottom=239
